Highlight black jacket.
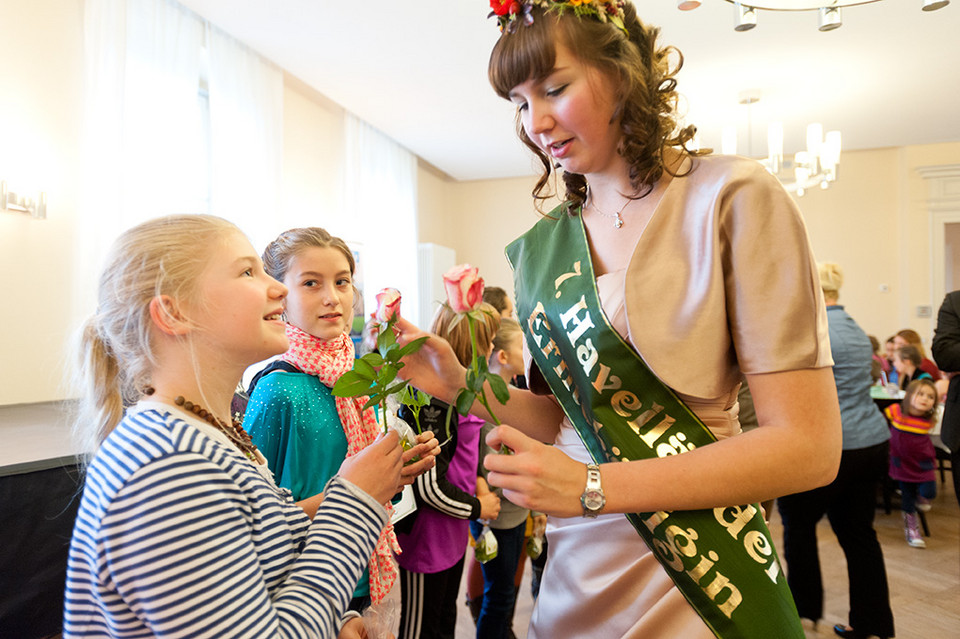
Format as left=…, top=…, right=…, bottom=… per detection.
left=931, top=290, right=960, bottom=452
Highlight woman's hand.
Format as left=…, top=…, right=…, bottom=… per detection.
left=338, top=431, right=404, bottom=505
left=483, top=425, right=586, bottom=518
left=399, top=430, right=441, bottom=485
left=475, top=476, right=501, bottom=520
left=394, top=316, right=465, bottom=402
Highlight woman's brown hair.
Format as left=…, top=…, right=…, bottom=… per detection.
left=488, top=3, right=697, bottom=213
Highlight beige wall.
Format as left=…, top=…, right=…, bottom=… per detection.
left=1, top=0, right=84, bottom=405
left=2, top=0, right=959, bottom=405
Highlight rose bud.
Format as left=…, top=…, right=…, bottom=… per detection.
left=443, top=264, right=484, bottom=314
left=374, top=287, right=402, bottom=323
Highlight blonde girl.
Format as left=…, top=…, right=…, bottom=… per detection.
left=395, top=303, right=502, bottom=639
left=65, top=215, right=406, bottom=638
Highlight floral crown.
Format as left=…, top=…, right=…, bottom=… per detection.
left=489, top=0, right=628, bottom=35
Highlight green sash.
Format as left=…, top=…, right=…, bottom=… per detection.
left=505, top=207, right=803, bottom=638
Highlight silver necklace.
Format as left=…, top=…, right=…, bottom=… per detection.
left=586, top=185, right=628, bottom=229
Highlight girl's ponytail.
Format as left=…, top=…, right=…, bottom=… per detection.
left=73, top=318, right=124, bottom=458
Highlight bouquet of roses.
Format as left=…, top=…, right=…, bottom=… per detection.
left=332, top=288, right=430, bottom=450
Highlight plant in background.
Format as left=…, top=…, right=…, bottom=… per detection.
left=332, top=288, right=429, bottom=447
left=443, top=264, right=510, bottom=424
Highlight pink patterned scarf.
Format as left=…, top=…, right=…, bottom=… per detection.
left=282, top=324, right=400, bottom=604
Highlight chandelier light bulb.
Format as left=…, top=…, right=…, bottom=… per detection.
left=677, top=0, right=701, bottom=10
left=818, top=7, right=842, bottom=31
left=734, top=3, right=757, bottom=31
left=922, top=0, right=950, bottom=10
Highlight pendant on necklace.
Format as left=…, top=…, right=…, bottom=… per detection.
left=613, top=213, right=624, bottom=229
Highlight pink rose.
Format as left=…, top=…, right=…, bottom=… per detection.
left=375, top=287, right=402, bottom=323
left=443, top=264, right=484, bottom=314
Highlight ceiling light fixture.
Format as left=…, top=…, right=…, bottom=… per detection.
left=734, top=2, right=758, bottom=31
left=722, top=91, right=841, bottom=197
left=818, top=7, right=842, bottom=31
left=679, top=1, right=948, bottom=31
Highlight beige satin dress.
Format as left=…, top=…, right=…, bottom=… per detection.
left=523, top=155, right=832, bottom=638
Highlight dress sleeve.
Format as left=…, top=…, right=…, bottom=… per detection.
left=100, top=454, right=383, bottom=638
left=623, top=156, right=832, bottom=399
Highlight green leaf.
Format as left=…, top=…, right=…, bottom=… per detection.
left=487, top=373, right=510, bottom=405
left=398, top=335, right=429, bottom=359
left=352, top=357, right=377, bottom=380
left=377, top=325, right=397, bottom=352
left=379, top=363, right=399, bottom=384
left=332, top=372, right=375, bottom=397
left=362, top=396, right=381, bottom=411
left=362, top=352, right=384, bottom=367
left=384, top=381, right=408, bottom=396
left=455, top=389, right=475, bottom=416
left=465, top=368, right=479, bottom=393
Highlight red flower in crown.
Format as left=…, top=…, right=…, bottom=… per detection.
left=490, top=0, right=520, bottom=16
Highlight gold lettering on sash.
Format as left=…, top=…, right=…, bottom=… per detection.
left=640, top=510, right=671, bottom=534
left=665, top=525, right=700, bottom=559
left=704, top=572, right=743, bottom=618
left=744, top=530, right=781, bottom=583
left=527, top=302, right=549, bottom=347
left=713, top=504, right=758, bottom=540
left=553, top=359, right=574, bottom=392
left=653, top=538, right=684, bottom=571
left=611, top=390, right=642, bottom=418
left=553, top=261, right=582, bottom=298
left=656, top=432, right=697, bottom=457
left=638, top=411, right=675, bottom=448
left=592, top=363, right=622, bottom=393
left=576, top=339, right=599, bottom=376
left=686, top=550, right=720, bottom=582
left=559, top=296, right=595, bottom=343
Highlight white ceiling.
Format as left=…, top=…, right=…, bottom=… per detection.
left=177, top=0, right=960, bottom=182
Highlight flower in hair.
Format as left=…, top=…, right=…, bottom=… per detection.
left=488, top=0, right=627, bottom=36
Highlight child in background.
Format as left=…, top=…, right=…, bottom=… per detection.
left=243, top=226, right=440, bottom=611
left=396, top=303, right=502, bottom=639
left=894, top=345, right=932, bottom=391
left=885, top=379, right=939, bottom=548
left=468, top=318, right=545, bottom=639
left=65, top=215, right=405, bottom=638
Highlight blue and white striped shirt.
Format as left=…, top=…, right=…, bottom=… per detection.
left=63, top=404, right=387, bottom=638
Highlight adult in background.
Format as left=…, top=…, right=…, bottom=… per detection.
left=777, top=263, right=894, bottom=639
left=894, top=329, right=941, bottom=381
left=930, top=291, right=960, bottom=508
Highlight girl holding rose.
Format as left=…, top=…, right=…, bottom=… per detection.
left=395, top=2, right=842, bottom=638
left=242, top=226, right=440, bottom=613
left=65, top=215, right=405, bottom=638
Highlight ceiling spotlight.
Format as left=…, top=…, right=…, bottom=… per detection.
left=734, top=3, right=757, bottom=31
left=677, top=0, right=701, bottom=9
left=818, top=7, right=842, bottom=31
left=922, top=0, right=950, bottom=10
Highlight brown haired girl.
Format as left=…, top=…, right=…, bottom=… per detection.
left=395, top=2, right=841, bottom=637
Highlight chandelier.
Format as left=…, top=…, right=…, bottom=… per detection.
left=676, top=1, right=950, bottom=31
left=720, top=91, right=841, bottom=197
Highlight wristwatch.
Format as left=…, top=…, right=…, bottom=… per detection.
left=580, top=463, right=606, bottom=518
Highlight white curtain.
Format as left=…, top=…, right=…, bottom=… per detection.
left=207, top=25, right=283, bottom=251
left=342, top=114, right=420, bottom=327
left=78, top=0, right=282, bottom=296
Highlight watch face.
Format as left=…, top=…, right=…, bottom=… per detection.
left=583, top=489, right=605, bottom=511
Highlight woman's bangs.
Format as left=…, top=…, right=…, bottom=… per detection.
left=489, top=19, right=557, bottom=99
